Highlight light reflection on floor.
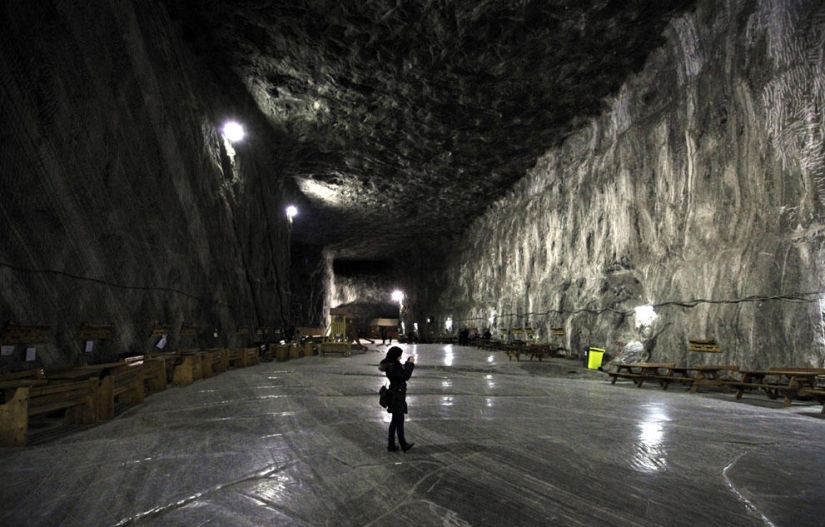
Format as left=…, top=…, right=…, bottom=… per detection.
left=1, top=344, right=823, bottom=527
left=631, top=404, right=670, bottom=473
left=442, top=344, right=454, bottom=366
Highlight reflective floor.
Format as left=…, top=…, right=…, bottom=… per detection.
left=2, top=344, right=823, bottom=526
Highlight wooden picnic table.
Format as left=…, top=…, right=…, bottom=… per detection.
left=608, top=363, right=675, bottom=387
left=731, top=369, right=820, bottom=406
left=662, top=365, right=739, bottom=393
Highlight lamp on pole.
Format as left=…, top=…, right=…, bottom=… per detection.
left=286, top=205, right=298, bottom=225
left=391, top=289, right=405, bottom=338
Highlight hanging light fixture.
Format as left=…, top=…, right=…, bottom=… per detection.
left=222, top=121, right=245, bottom=142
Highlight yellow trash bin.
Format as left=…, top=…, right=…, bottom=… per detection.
left=587, top=347, right=605, bottom=370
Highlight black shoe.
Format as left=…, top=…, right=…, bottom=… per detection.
left=400, top=442, right=414, bottom=452
left=388, top=443, right=399, bottom=452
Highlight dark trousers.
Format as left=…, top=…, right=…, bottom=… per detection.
left=388, top=411, right=405, bottom=444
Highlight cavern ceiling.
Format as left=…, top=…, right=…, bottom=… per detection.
left=164, top=0, right=694, bottom=260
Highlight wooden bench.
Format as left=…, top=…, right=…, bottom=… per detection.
left=475, top=339, right=499, bottom=351
left=260, top=344, right=275, bottom=362
left=173, top=352, right=201, bottom=386
left=225, top=348, right=243, bottom=368
left=225, top=347, right=261, bottom=367
left=147, top=351, right=197, bottom=386
left=143, top=354, right=167, bottom=394
left=302, top=341, right=315, bottom=357
left=0, top=368, right=45, bottom=384
left=53, top=362, right=144, bottom=421
left=768, top=367, right=825, bottom=374
left=656, top=365, right=740, bottom=392
left=245, top=347, right=261, bottom=365
left=226, top=348, right=249, bottom=368
left=274, top=344, right=290, bottom=361
left=527, top=343, right=565, bottom=361
left=726, top=368, right=824, bottom=406
left=203, top=349, right=227, bottom=376
left=180, top=350, right=205, bottom=382
left=1, top=370, right=98, bottom=447
left=503, top=342, right=527, bottom=361
left=504, top=343, right=551, bottom=361
left=106, top=362, right=143, bottom=419
left=797, top=385, right=825, bottom=413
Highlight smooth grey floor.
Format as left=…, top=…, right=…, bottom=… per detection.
left=1, top=344, right=824, bottom=527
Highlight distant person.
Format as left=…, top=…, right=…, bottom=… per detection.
left=378, top=346, right=415, bottom=452
left=483, top=329, right=492, bottom=340
left=380, top=326, right=387, bottom=345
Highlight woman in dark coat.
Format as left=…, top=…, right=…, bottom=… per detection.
left=378, top=346, right=415, bottom=452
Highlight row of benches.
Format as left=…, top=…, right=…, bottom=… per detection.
left=0, top=343, right=312, bottom=447
left=608, top=362, right=825, bottom=412
left=473, top=339, right=569, bottom=361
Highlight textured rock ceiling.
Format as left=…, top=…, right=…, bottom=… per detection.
left=166, top=0, right=693, bottom=259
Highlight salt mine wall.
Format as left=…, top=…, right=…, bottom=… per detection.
left=432, top=0, right=825, bottom=368
left=0, top=1, right=291, bottom=372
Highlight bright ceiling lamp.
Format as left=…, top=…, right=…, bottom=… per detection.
left=286, top=205, right=298, bottom=223
left=222, top=121, right=245, bottom=142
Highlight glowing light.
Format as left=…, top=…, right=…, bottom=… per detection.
left=634, top=304, right=658, bottom=328
left=445, top=316, right=453, bottom=331
left=286, top=205, right=298, bottom=222
left=443, top=345, right=454, bottom=366
left=392, top=290, right=404, bottom=303
left=631, top=406, right=669, bottom=473
left=485, top=374, right=496, bottom=389
left=222, top=121, right=245, bottom=142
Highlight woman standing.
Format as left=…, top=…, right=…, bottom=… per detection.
left=378, top=346, right=415, bottom=452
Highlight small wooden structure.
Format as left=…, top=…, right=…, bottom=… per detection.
left=688, top=338, right=721, bottom=353
left=320, top=308, right=356, bottom=356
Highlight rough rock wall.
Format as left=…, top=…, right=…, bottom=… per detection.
left=0, top=0, right=290, bottom=372
left=432, top=0, right=825, bottom=368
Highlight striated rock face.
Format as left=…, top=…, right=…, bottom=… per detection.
left=3, top=0, right=823, bottom=372
left=163, top=0, right=693, bottom=258
left=0, top=1, right=290, bottom=371
left=430, top=0, right=825, bottom=368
